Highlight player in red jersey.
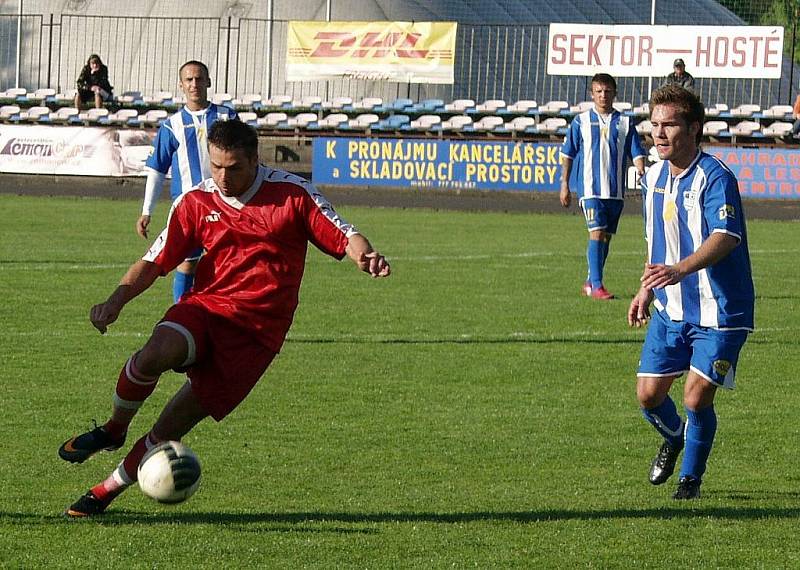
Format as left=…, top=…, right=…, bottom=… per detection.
left=59, top=120, right=390, bottom=517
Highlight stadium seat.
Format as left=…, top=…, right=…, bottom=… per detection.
left=730, top=104, right=761, bottom=118
left=632, top=103, right=649, bottom=117
left=258, top=112, right=289, bottom=127
left=505, top=116, right=536, bottom=132
left=538, top=116, right=568, bottom=133
left=702, top=120, right=729, bottom=136
left=23, top=106, right=51, bottom=122
left=762, top=121, right=792, bottom=138
left=444, top=99, right=475, bottom=113
left=409, top=114, right=442, bottom=130
left=348, top=113, right=380, bottom=129
left=51, top=107, right=80, bottom=124
left=143, top=91, right=173, bottom=105
left=211, top=92, right=233, bottom=106
left=108, top=109, right=139, bottom=125
left=0, top=104, right=21, bottom=121
left=762, top=105, right=792, bottom=119
left=140, top=109, right=168, bottom=127
left=539, top=100, right=569, bottom=115
left=475, top=99, right=506, bottom=113
left=264, top=94, right=291, bottom=108
left=376, top=114, right=410, bottom=131
left=322, top=96, right=353, bottom=110
left=440, top=115, right=473, bottom=131
left=570, top=101, right=594, bottom=113
left=354, top=97, right=384, bottom=111
left=728, top=120, right=761, bottom=136
left=293, top=95, right=322, bottom=110
left=54, top=89, right=78, bottom=106
left=413, top=98, right=445, bottom=113
left=507, top=99, right=537, bottom=114
left=389, top=98, right=414, bottom=112
left=1, top=87, right=27, bottom=103
left=317, top=113, right=349, bottom=128
left=233, top=93, right=263, bottom=110
left=704, top=103, right=729, bottom=117
left=28, top=88, right=56, bottom=103
left=238, top=111, right=258, bottom=126
left=117, top=90, right=143, bottom=105
left=286, top=112, right=318, bottom=128
left=635, top=120, right=653, bottom=135
left=613, top=101, right=632, bottom=112
left=472, top=115, right=504, bottom=131
left=79, top=108, right=110, bottom=124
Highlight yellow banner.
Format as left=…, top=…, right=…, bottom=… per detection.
left=286, top=21, right=457, bottom=84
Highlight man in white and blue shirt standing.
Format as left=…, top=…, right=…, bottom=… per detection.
left=560, top=73, right=646, bottom=300
left=629, top=85, right=754, bottom=500
left=137, top=60, right=238, bottom=302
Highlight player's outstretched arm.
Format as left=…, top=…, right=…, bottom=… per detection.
left=90, top=260, right=162, bottom=333
left=345, top=233, right=391, bottom=278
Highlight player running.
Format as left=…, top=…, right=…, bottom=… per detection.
left=137, top=60, right=238, bottom=302
left=59, top=120, right=391, bottom=517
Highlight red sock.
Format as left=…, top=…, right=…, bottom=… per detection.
left=110, top=353, right=160, bottom=432
left=121, top=432, right=157, bottom=483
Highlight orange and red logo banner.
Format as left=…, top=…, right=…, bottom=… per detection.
left=286, top=21, right=457, bottom=83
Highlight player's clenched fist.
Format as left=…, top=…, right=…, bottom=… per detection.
left=358, top=251, right=391, bottom=278
left=90, top=302, right=121, bottom=334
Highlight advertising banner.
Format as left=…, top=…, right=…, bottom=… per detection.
left=286, top=21, right=457, bottom=83
left=312, top=137, right=561, bottom=192
left=706, top=146, right=800, bottom=200
left=0, top=124, right=154, bottom=176
left=548, top=24, right=783, bottom=79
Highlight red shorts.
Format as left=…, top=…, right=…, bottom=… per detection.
left=158, top=303, right=276, bottom=421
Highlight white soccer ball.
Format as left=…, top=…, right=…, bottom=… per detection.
left=137, top=441, right=201, bottom=504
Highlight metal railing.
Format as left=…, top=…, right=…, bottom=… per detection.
left=2, top=14, right=798, bottom=108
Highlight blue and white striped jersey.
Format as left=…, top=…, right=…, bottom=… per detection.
left=560, top=108, right=645, bottom=200
left=641, top=152, right=755, bottom=330
left=145, top=104, right=238, bottom=200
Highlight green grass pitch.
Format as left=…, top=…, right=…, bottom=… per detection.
left=0, top=193, right=798, bottom=568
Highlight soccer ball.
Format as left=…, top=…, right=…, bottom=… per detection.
left=137, top=441, right=201, bottom=504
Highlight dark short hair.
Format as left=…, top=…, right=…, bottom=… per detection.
left=591, top=73, right=616, bottom=91
left=87, top=54, right=103, bottom=66
left=649, top=84, right=705, bottom=144
left=208, top=120, right=258, bottom=158
left=178, top=60, right=209, bottom=79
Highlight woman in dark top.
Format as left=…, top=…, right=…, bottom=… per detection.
left=74, top=54, right=113, bottom=109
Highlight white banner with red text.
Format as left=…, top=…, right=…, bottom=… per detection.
left=286, top=21, right=457, bottom=83
left=0, top=124, right=154, bottom=176
left=547, top=24, right=783, bottom=79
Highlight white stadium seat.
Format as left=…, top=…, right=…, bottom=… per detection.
left=635, top=120, right=653, bottom=135
left=730, top=104, right=761, bottom=118
left=354, top=97, right=383, bottom=110
left=440, top=115, right=473, bottom=131
left=265, top=94, right=291, bottom=107
left=322, top=96, right=353, bottom=110
left=569, top=101, right=594, bottom=113
left=51, top=107, right=79, bottom=123
left=79, top=108, right=110, bottom=123
left=348, top=113, right=380, bottom=129
left=28, top=88, right=56, bottom=102
left=475, top=99, right=506, bottom=113
left=505, top=116, right=536, bottom=132
left=507, top=100, right=537, bottom=113
left=108, top=109, right=139, bottom=125
left=238, top=111, right=258, bottom=125
left=211, top=92, right=233, bottom=105
left=613, top=101, right=632, bottom=112
left=539, top=100, right=569, bottom=114
left=24, top=106, right=51, bottom=121
left=409, top=114, right=442, bottom=129
left=728, top=120, right=761, bottom=136
left=472, top=115, right=504, bottom=131
left=762, top=121, right=793, bottom=137
left=444, top=99, right=475, bottom=112
left=538, top=117, right=568, bottom=133
left=258, top=112, right=288, bottom=127
left=287, top=112, right=318, bottom=127
left=317, top=113, right=349, bottom=128
left=762, top=105, right=792, bottom=119
left=702, top=120, right=728, bottom=136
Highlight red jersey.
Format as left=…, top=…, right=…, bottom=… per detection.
left=143, top=165, right=354, bottom=352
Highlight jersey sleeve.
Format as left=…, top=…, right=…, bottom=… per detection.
left=142, top=194, right=201, bottom=273
left=703, top=170, right=744, bottom=241
left=144, top=123, right=178, bottom=174
left=300, top=185, right=353, bottom=259
left=627, top=124, right=646, bottom=161
left=560, top=116, right=581, bottom=159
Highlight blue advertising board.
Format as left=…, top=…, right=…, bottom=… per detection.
left=312, top=137, right=561, bottom=192
left=706, top=146, right=800, bottom=200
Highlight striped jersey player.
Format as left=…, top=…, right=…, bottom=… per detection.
left=629, top=85, right=754, bottom=501
left=137, top=60, right=238, bottom=302
left=60, top=120, right=391, bottom=517
left=560, top=73, right=646, bottom=300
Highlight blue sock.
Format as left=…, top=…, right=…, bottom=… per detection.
left=173, top=271, right=194, bottom=303
left=601, top=239, right=610, bottom=266
left=587, top=239, right=604, bottom=288
left=680, top=406, right=717, bottom=482
left=641, top=396, right=684, bottom=448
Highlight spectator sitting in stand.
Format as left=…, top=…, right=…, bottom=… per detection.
left=791, top=92, right=800, bottom=138
left=74, top=54, right=114, bottom=110
left=664, top=59, right=695, bottom=91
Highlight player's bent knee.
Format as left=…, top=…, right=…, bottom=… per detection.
left=137, top=326, right=191, bottom=376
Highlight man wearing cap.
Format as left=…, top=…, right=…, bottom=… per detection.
left=664, top=59, right=695, bottom=91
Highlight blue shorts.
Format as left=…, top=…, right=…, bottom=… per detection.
left=580, top=198, right=624, bottom=234
left=637, top=309, right=749, bottom=389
